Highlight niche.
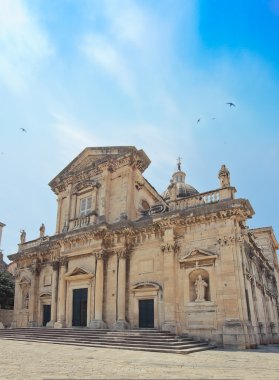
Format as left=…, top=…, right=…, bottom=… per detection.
left=189, top=269, right=210, bottom=302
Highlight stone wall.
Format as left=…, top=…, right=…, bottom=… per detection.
left=0, top=309, right=13, bottom=327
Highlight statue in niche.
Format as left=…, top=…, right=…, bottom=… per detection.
left=20, top=229, right=26, bottom=244
left=39, top=223, right=45, bottom=238
left=194, top=274, right=208, bottom=302
left=218, top=164, right=230, bottom=188
left=23, top=291, right=29, bottom=309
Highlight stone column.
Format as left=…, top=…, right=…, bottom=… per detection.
left=161, top=228, right=180, bottom=334
left=11, top=271, right=21, bottom=328
left=28, top=263, right=40, bottom=327
left=54, top=258, right=68, bottom=328
left=89, top=250, right=107, bottom=328
left=46, top=261, right=59, bottom=327
left=114, top=249, right=128, bottom=329
left=70, top=193, right=77, bottom=220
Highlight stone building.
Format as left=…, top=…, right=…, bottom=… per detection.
left=8, top=146, right=279, bottom=349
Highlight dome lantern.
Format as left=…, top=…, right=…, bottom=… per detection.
left=162, top=157, right=199, bottom=200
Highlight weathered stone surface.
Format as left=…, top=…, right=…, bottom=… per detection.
left=8, top=146, right=279, bottom=349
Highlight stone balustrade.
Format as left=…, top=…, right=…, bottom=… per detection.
left=68, top=213, right=97, bottom=230
left=170, top=187, right=235, bottom=211
left=19, top=239, right=41, bottom=251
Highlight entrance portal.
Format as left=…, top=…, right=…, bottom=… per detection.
left=139, top=299, right=154, bottom=328
left=72, top=288, right=88, bottom=326
left=43, top=305, right=51, bottom=326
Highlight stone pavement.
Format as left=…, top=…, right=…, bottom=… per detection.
left=0, top=340, right=278, bottom=380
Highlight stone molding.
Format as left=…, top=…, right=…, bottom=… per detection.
left=95, top=250, right=106, bottom=260
left=160, top=241, right=180, bottom=254
left=179, top=249, right=218, bottom=269
left=50, top=261, right=59, bottom=271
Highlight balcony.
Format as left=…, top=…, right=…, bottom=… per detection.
left=169, top=187, right=236, bottom=212
left=68, top=212, right=98, bottom=231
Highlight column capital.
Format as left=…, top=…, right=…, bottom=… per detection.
left=51, top=261, right=60, bottom=271
left=95, top=249, right=106, bottom=260
left=59, top=256, right=68, bottom=267
left=160, top=241, right=180, bottom=254
left=116, top=248, right=128, bottom=259
left=28, top=263, right=41, bottom=275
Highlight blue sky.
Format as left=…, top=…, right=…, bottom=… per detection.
left=1, top=0, right=279, bottom=260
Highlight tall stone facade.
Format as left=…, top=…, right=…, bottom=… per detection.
left=9, top=146, right=279, bottom=349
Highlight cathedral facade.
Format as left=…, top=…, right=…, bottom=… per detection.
left=9, top=146, right=279, bottom=349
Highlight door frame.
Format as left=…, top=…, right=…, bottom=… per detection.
left=138, top=299, right=154, bottom=328
left=67, top=283, right=92, bottom=327
left=130, top=283, right=161, bottom=329
left=39, top=293, right=51, bottom=327
left=72, top=288, right=88, bottom=327
left=42, top=304, right=51, bottom=326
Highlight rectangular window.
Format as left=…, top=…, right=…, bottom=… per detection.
left=79, top=196, right=92, bottom=216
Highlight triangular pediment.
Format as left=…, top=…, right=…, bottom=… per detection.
left=180, top=249, right=217, bottom=262
left=49, top=146, right=150, bottom=192
left=64, top=266, right=94, bottom=281
left=67, top=267, right=90, bottom=276
left=19, top=276, right=31, bottom=287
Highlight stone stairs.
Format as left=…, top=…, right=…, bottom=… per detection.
left=0, top=328, right=215, bottom=354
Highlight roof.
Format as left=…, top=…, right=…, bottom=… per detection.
left=49, top=146, right=151, bottom=191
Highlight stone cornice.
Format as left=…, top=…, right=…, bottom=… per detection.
left=49, top=147, right=150, bottom=195
left=8, top=198, right=254, bottom=264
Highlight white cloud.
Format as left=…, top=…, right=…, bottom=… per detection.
left=103, top=0, right=153, bottom=50
left=82, top=34, right=135, bottom=94
left=0, top=0, right=53, bottom=93
left=51, top=113, right=103, bottom=161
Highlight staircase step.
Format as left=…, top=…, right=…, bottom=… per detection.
left=0, top=328, right=215, bottom=355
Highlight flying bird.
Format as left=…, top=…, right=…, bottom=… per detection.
left=20, top=128, right=27, bottom=132
left=212, top=117, right=216, bottom=120
left=226, top=102, right=236, bottom=107
left=197, top=118, right=201, bottom=124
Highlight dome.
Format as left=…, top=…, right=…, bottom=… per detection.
left=162, top=160, right=199, bottom=200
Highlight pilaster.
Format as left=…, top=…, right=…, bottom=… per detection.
left=54, top=257, right=68, bottom=328
left=47, top=261, right=59, bottom=327
left=161, top=228, right=180, bottom=334
left=89, top=250, right=107, bottom=328
left=27, top=263, right=40, bottom=327
left=114, top=249, right=129, bottom=330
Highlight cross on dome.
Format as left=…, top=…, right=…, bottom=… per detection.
left=177, top=156, right=182, bottom=171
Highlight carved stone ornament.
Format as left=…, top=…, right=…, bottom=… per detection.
left=59, top=256, right=68, bottom=266
left=135, top=174, right=144, bottom=190
left=194, top=275, right=208, bottom=302
left=19, top=276, right=31, bottom=289
left=95, top=250, right=106, bottom=260
left=20, top=229, right=26, bottom=244
left=73, top=180, right=101, bottom=194
left=217, top=234, right=243, bottom=246
left=64, top=267, right=94, bottom=281
left=161, top=241, right=180, bottom=254
left=179, top=249, right=217, bottom=269
left=13, top=267, right=21, bottom=279
left=51, top=261, right=60, bottom=271
left=28, top=263, right=41, bottom=275
left=218, top=164, right=230, bottom=188
left=116, top=248, right=127, bottom=259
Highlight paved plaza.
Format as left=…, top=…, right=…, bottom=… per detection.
left=0, top=340, right=279, bottom=380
